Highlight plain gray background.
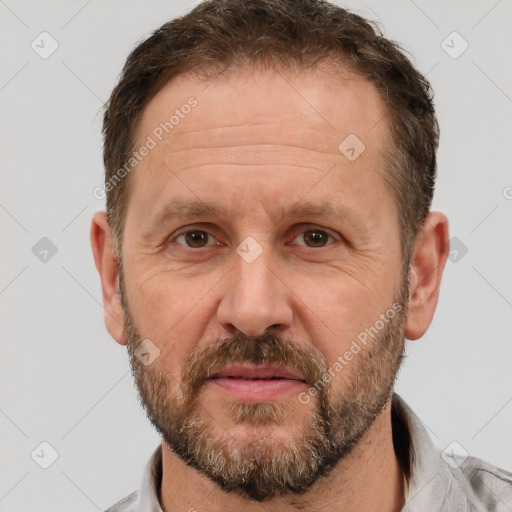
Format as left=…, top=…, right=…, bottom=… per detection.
left=1, top=0, right=511, bottom=510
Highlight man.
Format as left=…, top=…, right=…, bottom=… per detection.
left=90, top=0, right=512, bottom=510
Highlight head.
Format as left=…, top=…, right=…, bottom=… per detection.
left=91, top=0, right=449, bottom=502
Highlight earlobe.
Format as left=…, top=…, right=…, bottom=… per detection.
left=90, top=211, right=127, bottom=346
left=404, top=212, right=450, bottom=341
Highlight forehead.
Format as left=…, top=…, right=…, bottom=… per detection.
left=126, top=63, right=394, bottom=236
left=142, top=63, right=386, bottom=137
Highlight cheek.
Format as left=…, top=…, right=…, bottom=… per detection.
left=127, top=268, right=221, bottom=373
left=293, top=276, right=385, bottom=365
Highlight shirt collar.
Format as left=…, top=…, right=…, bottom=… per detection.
left=391, top=394, right=453, bottom=511
left=138, top=443, right=163, bottom=512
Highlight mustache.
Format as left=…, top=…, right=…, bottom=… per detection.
left=180, top=333, right=328, bottom=400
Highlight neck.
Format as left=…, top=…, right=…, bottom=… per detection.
left=159, top=398, right=405, bottom=512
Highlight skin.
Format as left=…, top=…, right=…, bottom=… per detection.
left=91, top=63, right=449, bottom=511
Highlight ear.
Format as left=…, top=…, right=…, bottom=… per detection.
left=405, top=212, right=450, bottom=340
left=90, top=211, right=127, bottom=345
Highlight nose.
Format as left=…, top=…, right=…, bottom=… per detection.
left=216, top=246, right=293, bottom=337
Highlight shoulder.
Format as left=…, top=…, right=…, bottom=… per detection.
left=103, top=490, right=139, bottom=512
left=458, top=454, right=512, bottom=511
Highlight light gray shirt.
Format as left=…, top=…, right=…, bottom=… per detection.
left=105, top=394, right=512, bottom=511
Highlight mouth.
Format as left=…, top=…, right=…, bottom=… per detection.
left=206, top=363, right=307, bottom=401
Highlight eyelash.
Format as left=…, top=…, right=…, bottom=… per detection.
left=168, top=225, right=339, bottom=249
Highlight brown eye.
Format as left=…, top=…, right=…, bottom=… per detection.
left=179, top=230, right=212, bottom=248
left=302, top=229, right=330, bottom=247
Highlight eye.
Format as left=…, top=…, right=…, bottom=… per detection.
left=173, top=229, right=219, bottom=248
left=168, top=226, right=338, bottom=250
left=290, top=227, right=337, bottom=248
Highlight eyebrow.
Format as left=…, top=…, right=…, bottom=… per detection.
left=143, top=200, right=229, bottom=233
left=143, top=199, right=359, bottom=236
left=285, top=201, right=356, bottom=221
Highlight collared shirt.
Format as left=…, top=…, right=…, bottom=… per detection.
left=104, top=394, right=512, bottom=511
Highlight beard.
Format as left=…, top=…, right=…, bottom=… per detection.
left=119, top=262, right=409, bottom=502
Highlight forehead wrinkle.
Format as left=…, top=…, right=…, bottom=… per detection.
left=163, top=123, right=342, bottom=154
left=159, top=124, right=346, bottom=171
left=161, top=144, right=344, bottom=177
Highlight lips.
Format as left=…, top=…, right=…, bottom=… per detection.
left=208, top=363, right=306, bottom=382
left=206, top=364, right=307, bottom=401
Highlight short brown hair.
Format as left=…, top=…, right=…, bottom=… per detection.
left=103, top=0, right=439, bottom=267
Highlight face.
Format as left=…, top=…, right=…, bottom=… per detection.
left=118, top=64, right=408, bottom=501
